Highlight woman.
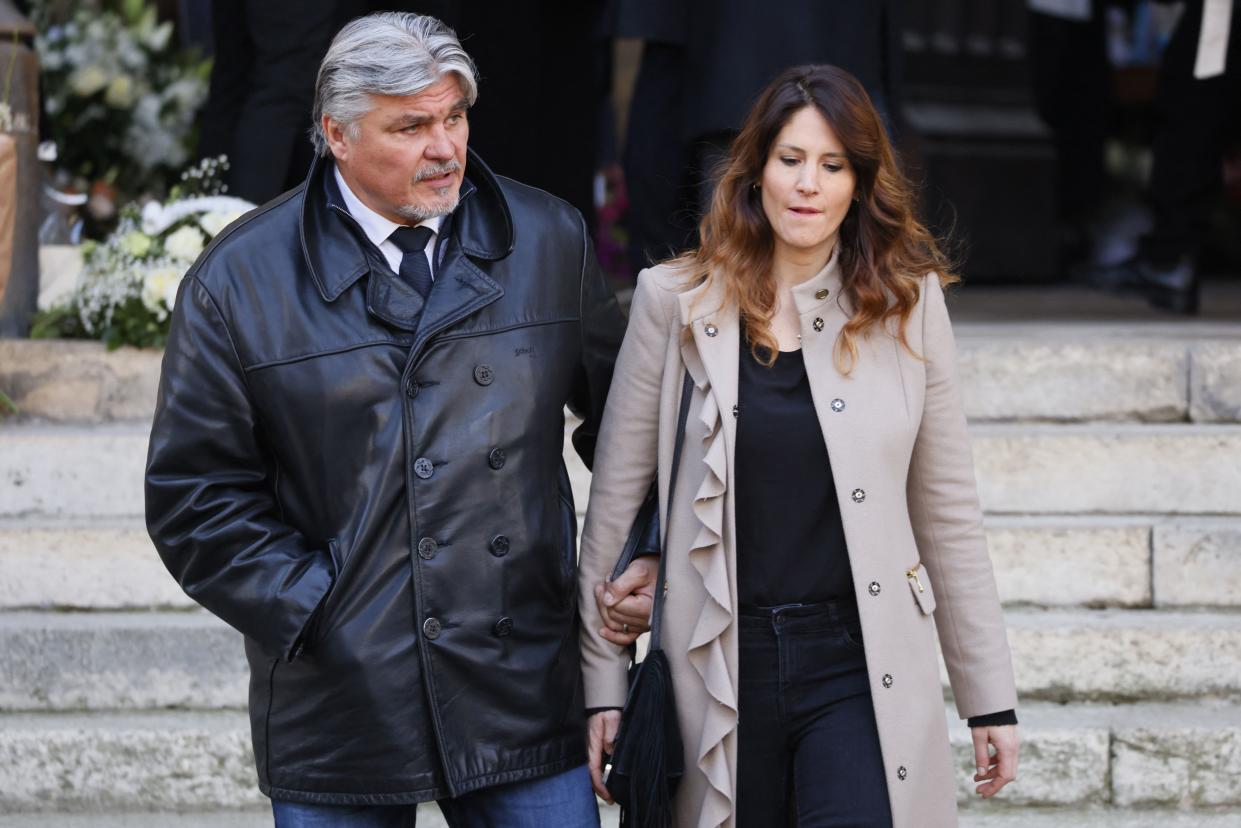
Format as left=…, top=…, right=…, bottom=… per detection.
left=577, top=64, right=1019, bottom=827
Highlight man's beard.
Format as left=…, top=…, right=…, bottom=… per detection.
left=397, top=161, right=461, bottom=222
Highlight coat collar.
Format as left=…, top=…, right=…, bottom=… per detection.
left=789, top=244, right=850, bottom=319
left=675, top=243, right=848, bottom=326
left=673, top=246, right=849, bottom=427
left=299, top=147, right=515, bottom=304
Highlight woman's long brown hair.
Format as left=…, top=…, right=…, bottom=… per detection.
left=674, top=64, right=957, bottom=372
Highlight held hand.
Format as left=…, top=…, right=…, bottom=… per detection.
left=595, top=554, right=658, bottom=646
left=971, top=724, right=1019, bottom=798
left=587, top=710, right=622, bottom=802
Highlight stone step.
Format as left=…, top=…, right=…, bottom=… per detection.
left=5, top=515, right=1239, bottom=611
left=0, top=519, right=196, bottom=610
left=2, top=811, right=1239, bottom=828
left=6, top=422, right=1241, bottom=520
left=991, top=516, right=1241, bottom=609
left=5, top=331, right=1241, bottom=423
left=972, top=423, right=1241, bottom=515
left=943, top=700, right=1241, bottom=809
left=0, top=703, right=1236, bottom=812
left=957, top=810, right=1241, bottom=827
left=0, top=612, right=246, bottom=711
left=1, top=810, right=1239, bottom=828
left=965, top=610, right=1241, bottom=703
left=4, top=609, right=1239, bottom=713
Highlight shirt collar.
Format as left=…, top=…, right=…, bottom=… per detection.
left=331, top=164, right=445, bottom=248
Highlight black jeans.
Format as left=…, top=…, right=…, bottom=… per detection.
left=737, top=601, right=893, bottom=828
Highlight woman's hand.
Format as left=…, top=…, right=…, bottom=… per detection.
left=594, top=555, right=658, bottom=646
left=971, top=724, right=1019, bottom=797
left=587, top=710, right=622, bottom=802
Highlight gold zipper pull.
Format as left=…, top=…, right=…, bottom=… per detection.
left=906, top=567, right=925, bottom=593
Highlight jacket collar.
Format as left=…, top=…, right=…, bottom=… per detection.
left=299, top=147, right=515, bottom=303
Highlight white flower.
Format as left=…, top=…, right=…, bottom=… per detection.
left=141, top=265, right=183, bottom=318
left=198, top=210, right=243, bottom=237
left=141, top=200, right=165, bottom=234
left=143, top=21, right=174, bottom=52
left=104, top=74, right=136, bottom=109
left=68, top=64, right=109, bottom=97
left=165, top=78, right=206, bottom=112
left=144, top=196, right=254, bottom=235
left=121, top=231, right=153, bottom=258
left=163, top=225, right=205, bottom=263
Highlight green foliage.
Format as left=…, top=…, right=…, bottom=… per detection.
left=0, top=389, right=16, bottom=420
left=30, top=303, right=88, bottom=340
left=32, top=157, right=253, bottom=350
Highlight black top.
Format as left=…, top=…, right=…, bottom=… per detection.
left=735, top=341, right=854, bottom=607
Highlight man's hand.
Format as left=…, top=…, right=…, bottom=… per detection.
left=594, top=555, right=658, bottom=646
left=587, top=710, right=622, bottom=802
left=972, top=724, right=1019, bottom=798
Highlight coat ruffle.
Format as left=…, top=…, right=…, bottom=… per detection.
left=685, top=385, right=738, bottom=827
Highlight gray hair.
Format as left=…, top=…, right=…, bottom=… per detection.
left=311, top=13, right=479, bottom=157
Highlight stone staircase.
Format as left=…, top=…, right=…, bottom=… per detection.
left=2, top=325, right=1240, bottom=826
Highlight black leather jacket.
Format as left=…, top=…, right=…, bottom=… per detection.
left=145, top=151, right=625, bottom=804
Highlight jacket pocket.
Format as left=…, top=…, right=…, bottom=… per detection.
left=557, top=465, right=578, bottom=607
left=308, top=538, right=344, bottom=646
left=906, top=561, right=937, bottom=615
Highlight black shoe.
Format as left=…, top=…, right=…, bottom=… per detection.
left=1084, top=256, right=1199, bottom=315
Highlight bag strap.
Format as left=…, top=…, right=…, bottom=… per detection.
left=649, top=371, right=694, bottom=653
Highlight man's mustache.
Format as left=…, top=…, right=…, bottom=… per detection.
left=415, top=161, right=461, bottom=183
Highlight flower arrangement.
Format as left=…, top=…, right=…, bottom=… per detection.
left=30, top=0, right=211, bottom=225
left=32, top=157, right=254, bottom=350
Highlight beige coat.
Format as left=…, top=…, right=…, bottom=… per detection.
left=578, top=252, right=1018, bottom=828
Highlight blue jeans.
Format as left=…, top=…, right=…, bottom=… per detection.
left=271, top=764, right=600, bottom=828
left=736, top=600, right=893, bottom=827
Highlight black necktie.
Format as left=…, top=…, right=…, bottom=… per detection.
left=389, top=225, right=435, bottom=298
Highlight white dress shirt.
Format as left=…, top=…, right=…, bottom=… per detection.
left=333, top=166, right=443, bottom=277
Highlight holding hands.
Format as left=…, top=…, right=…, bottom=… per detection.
left=593, top=555, right=658, bottom=646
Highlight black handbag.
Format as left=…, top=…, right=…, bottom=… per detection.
left=605, top=372, right=694, bottom=828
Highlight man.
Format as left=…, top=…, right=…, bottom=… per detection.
left=1090, top=0, right=1239, bottom=314
left=145, top=13, right=624, bottom=826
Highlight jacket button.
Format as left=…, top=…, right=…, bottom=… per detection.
left=490, top=535, right=510, bottom=557
left=851, top=488, right=866, bottom=503
left=488, top=447, right=506, bottom=470
left=868, top=581, right=881, bottom=597
left=813, top=317, right=825, bottom=332
left=417, top=537, right=439, bottom=560
left=405, top=380, right=420, bottom=399
left=493, top=616, right=514, bottom=637
left=732, top=404, right=739, bottom=418
left=414, top=458, right=435, bottom=479
left=831, top=398, right=845, bottom=412
left=815, top=288, right=830, bottom=300
left=897, top=765, right=908, bottom=781
left=422, top=617, right=442, bottom=640
left=882, top=673, right=893, bottom=688
left=473, top=364, right=495, bottom=386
